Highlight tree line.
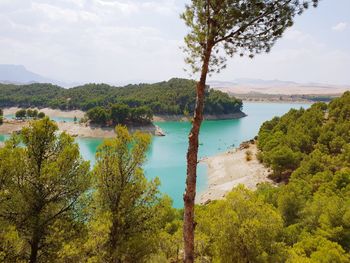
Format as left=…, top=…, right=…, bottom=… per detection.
left=0, top=78, right=243, bottom=116
left=86, top=104, right=153, bottom=126
left=14, top=109, right=46, bottom=120
left=1, top=92, right=349, bottom=262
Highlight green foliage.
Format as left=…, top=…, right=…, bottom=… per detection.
left=0, top=118, right=90, bottom=262
left=81, top=126, right=172, bottom=262
left=0, top=224, right=25, bottom=263
left=0, top=83, right=63, bottom=108
left=2, top=94, right=349, bottom=262
left=87, top=104, right=153, bottom=125
left=191, top=93, right=350, bottom=261
left=15, top=108, right=26, bottom=119
left=37, top=111, right=45, bottom=118
left=258, top=102, right=327, bottom=180
left=110, top=103, right=129, bottom=124
left=195, top=186, right=287, bottom=262
left=0, top=78, right=243, bottom=116
left=14, top=108, right=44, bottom=120
left=86, top=106, right=109, bottom=125
left=181, top=0, right=319, bottom=74
left=287, top=235, right=350, bottom=263
left=26, top=108, right=38, bottom=118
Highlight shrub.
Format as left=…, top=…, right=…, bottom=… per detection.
left=245, top=150, right=253, bottom=161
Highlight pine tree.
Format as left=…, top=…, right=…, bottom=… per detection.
left=0, top=118, right=90, bottom=263
left=180, top=0, right=319, bottom=261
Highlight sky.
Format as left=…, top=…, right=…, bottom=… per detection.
left=0, top=0, right=349, bottom=85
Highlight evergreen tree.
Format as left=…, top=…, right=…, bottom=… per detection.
left=86, top=125, right=163, bottom=262
left=181, top=0, right=319, bottom=261
left=0, top=118, right=90, bottom=263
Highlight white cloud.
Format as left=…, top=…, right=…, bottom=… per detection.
left=285, top=29, right=310, bottom=42
left=0, top=0, right=349, bottom=85
left=32, top=3, right=79, bottom=23
left=332, top=22, right=347, bottom=32
left=94, top=0, right=139, bottom=15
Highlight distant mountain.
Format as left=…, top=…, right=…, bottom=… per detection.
left=235, top=78, right=299, bottom=87
left=208, top=79, right=303, bottom=87
left=0, top=64, right=52, bottom=83
left=208, top=79, right=350, bottom=95
left=0, top=64, right=72, bottom=87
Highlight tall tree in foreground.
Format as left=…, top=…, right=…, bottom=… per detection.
left=0, top=118, right=90, bottom=263
left=181, top=0, right=319, bottom=261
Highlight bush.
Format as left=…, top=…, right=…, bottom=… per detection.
left=15, top=109, right=26, bottom=119
left=245, top=150, right=253, bottom=161
left=37, top=112, right=46, bottom=119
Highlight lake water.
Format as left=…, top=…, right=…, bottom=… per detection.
left=0, top=102, right=310, bottom=207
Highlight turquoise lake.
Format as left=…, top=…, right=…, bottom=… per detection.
left=0, top=102, right=310, bottom=207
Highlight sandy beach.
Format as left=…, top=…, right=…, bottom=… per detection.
left=0, top=118, right=158, bottom=138
left=0, top=119, right=116, bottom=138
left=1, top=107, right=166, bottom=137
left=197, top=142, right=273, bottom=204
left=3, top=107, right=85, bottom=118
left=1, top=106, right=248, bottom=137
left=4, top=107, right=246, bottom=123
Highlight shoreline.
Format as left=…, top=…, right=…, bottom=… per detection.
left=3, top=107, right=85, bottom=118
left=197, top=142, right=273, bottom=204
left=1, top=107, right=247, bottom=138
left=0, top=119, right=159, bottom=138
left=153, top=111, right=247, bottom=122
left=242, top=99, right=314, bottom=104
left=4, top=107, right=247, bottom=122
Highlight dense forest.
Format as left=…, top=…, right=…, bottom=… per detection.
left=0, top=78, right=243, bottom=116
left=193, top=92, right=350, bottom=262
left=1, top=93, right=349, bottom=262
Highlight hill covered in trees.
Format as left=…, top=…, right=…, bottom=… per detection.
left=192, top=92, right=350, bottom=262
left=0, top=78, right=243, bottom=116
left=258, top=91, right=350, bottom=182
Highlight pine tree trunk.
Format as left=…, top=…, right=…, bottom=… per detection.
left=183, top=44, right=212, bottom=263
left=29, top=229, right=40, bottom=263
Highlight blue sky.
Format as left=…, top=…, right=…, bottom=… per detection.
left=0, top=0, right=349, bottom=84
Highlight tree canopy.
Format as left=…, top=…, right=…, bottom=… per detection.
left=0, top=118, right=90, bottom=262
left=258, top=91, right=350, bottom=182
left=0, top=78, right=243, bottom=116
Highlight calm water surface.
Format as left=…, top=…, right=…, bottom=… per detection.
left=77, top=102, right=310, bottom=207
left=1, top=102, right=310, bottom=207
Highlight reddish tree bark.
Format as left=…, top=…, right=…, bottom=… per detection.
left=183, top=43, right=212, bottom=263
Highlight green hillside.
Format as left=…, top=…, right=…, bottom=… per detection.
left=0, top=78, right=243, bottom=116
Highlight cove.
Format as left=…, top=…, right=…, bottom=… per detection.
left=75, top=102, right=310, bottom=208
left=0, top=102, right=310, bottom=207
